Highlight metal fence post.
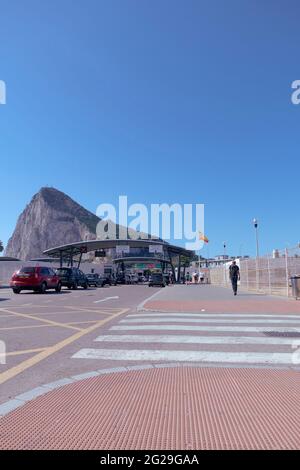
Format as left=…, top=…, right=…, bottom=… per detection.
left=285, top=248, right=289, bottom=297
left=256, top=257, right=259, bottom=292
left=267, top=255, right=272, bottom=295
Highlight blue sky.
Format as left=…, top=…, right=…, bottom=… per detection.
left=0, top=0, right=299, bottom=257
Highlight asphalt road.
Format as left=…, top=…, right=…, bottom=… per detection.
left=2, top=283, right=300, bottom=406
left=2, top=283, right=300, bottom=450
left=0, top=284, right=160, bottom=403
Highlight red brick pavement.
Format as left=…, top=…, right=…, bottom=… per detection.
left=1, top=367, right=300, bottom=450
left=144, top=298, right=300, bottom=314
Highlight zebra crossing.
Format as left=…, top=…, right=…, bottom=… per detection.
left=72, top=312, right=300, bottom=368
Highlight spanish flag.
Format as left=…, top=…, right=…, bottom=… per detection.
left=199, top=232, right=209, bottom=243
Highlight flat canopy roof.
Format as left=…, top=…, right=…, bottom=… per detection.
left=43, top=239, right=194, bottom=258
left=113, top=257, right=172, bottom=264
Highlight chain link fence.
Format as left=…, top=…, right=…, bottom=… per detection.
left=209, top=245, right=300, bottom=297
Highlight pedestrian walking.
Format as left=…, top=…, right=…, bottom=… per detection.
left=229, top=260, right=240, bottom=295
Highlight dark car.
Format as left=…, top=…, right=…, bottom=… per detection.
left=108, top=273, right=118, bottom=286
left=86, top=273, right=101, bottom=287
left=55, top=267, right=88, bottom=290
left=116, top=273, right=125, bottom=284
left=138, top=273, right=147, bottom=283
left=98, top=274, right=113, bottom=287
left=102, top=271, right=118, bottom=286
left=10, top=266, right=62, bottom=294
left=149, top=272, right=166, bottom=287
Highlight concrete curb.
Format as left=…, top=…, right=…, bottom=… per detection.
left=0, top=364, right=162, bottom=417
left=136, top=288, right=164, bottom=311
left=1, top=362, right=299, bottom=418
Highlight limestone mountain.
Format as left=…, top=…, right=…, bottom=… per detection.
left=5, top=187, right=101, bottom=260
left=5, top=187, right=152, bottom=261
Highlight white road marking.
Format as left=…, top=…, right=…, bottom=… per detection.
left=72, top=348, right=294, bottom=364
left=120, top=317, right=300, bottom=325
left=128, top=313, right=300, bottom=319
left=94, top=296, right=119, bottom=304
left=111, top=324, right=300, bottom=333
left=94, top=334, right=298, bottom=346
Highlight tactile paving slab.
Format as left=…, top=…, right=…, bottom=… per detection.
left=0, top=366, right=300, bottom=449
left=144, top=299, right=300, bottom=314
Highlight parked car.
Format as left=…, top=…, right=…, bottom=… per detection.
left=86, top=273, right=101, bottom=287
left=116, top=273, right=125, bottom=284
left=125, top=273, right=138, bottom=284
left=55, top=267, right=88, bottom=289
left=109, top=273, right=118, bottom=286
left=98, top=274, right=113, bottom=287
left=10, top=266, right=62, bottom=294
left=149, top=272, right=166, bottom=287
left=137, top=273, right=147, bottom=283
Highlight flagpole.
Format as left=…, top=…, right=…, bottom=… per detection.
left=198, top=231, right=209, bottom=278
left=198, top=231, right=201, bottom=277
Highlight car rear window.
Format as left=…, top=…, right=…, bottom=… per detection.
left=19, top=267, right=36, bottom=274
left=40, top=268, right=50, bottom=275
left=56, top=269, right=71, bottom=275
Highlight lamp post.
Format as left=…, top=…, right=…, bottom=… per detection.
left=253, top=218, right=259, bottom=290
left=253, top=218, right=259, bottom=258
left=223, top=241, right=227, bottom=286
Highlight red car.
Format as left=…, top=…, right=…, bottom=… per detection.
left=10, top=266, right=62, bottom=294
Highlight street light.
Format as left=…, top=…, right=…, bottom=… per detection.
left=253, top=218, right=259, bottom=258
left=223, top=241, right=226, bottom=258
left=253, top=218, right=260, bottom=291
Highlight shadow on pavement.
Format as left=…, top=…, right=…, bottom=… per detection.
left=13, top=290, right=72, bottom=296
left=235, top=293, right=268, bottom=297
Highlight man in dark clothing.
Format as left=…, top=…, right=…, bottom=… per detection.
left=229, top=260, right=240, bottom=295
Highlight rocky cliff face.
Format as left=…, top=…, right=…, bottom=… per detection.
left=5, top=187, right=100, bottom=260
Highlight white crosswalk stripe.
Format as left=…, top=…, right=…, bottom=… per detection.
left=120, top=317, right=300, bottom=325
left=72, top=312, right=300, bottom=367
left=111, top=324, right=300, bottom=333
left=127, top=313, right=300, bottom=319
left=94, top=334, right=299, bottom=346
left=72, top=348, right=295, bottom=365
